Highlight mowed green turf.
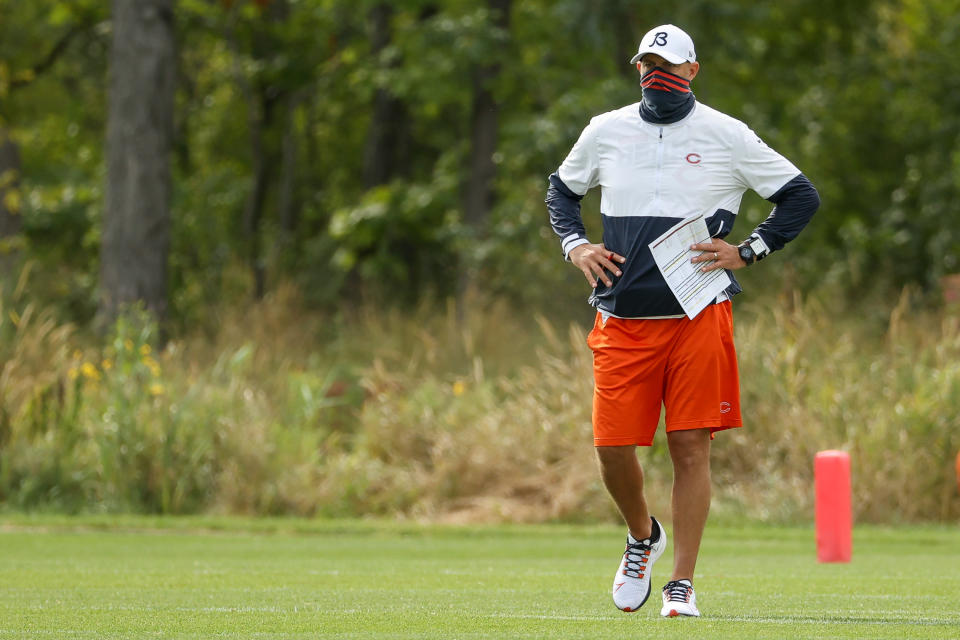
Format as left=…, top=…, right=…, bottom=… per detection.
left=1, top=517, right=959, bottom=639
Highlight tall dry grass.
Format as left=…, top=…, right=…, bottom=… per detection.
left=1, top=277, right=958, bottom=523
left=725, top=289, right=960, bottom=523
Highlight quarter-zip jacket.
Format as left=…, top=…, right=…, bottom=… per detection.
left=547, top=101, right=819, bottom=318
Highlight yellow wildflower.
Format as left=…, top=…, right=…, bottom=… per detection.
left=124, top=339, right=134, bottom=351
left=101, top=359, right=113, bottom=371
left=148, top=383, right=165, bottom=396
left=80, top=362, right=101, bottom=381
left=452, top=381, right=466, bottom=396
left=142, top=355, right=161, bottom=377
left=139, top=344, right=151, bottom=356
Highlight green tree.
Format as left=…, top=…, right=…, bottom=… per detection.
left=100, top=0, right=178, bottom=324
left=4, top=0, right=960, bottom=325
left=0, top=0, right=107, bottom=312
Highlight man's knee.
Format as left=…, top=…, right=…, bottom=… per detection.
left=667, top=429, right=711, bottom=471
left=595, top=444, right=637, bottom=470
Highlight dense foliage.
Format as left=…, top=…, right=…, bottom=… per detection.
left=1, top=0, right=959, bottom=324
left=2, top=2, right=960, bottom=522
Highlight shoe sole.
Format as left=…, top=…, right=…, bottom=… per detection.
left=614, top=518, right=667, bottom=613
left=618, top=582, right=651, bottom=612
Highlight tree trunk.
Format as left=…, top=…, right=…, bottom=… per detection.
left=609, top=0, right=638, bottom=79
left=459, top=0, right=511, bottom=306
left=362, top=3, right=408, bottom=189
left=99, top=0, right=176, bottom=324
left=0, top=129, right=22, bottom=287
left=0, top=130, right=21, bottom=240
left=229, top=0, right=290, bottom=300
left=463, top=0, right=511, bottom=229
left=243, top=88, right=275, bottom=299
left=277, top=95, right=301, bottom=253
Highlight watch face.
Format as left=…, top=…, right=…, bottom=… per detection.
left=739, top=246, right=754, bottom=262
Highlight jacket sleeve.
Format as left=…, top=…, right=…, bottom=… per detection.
left=546, top=119, right=601, bottom=260
left=546, top=172, right=590, bottom=260
left=749, top=173, right=821, bottom=255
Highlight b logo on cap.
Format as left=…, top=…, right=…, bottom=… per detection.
left=648, top=32, right=668, bottom=46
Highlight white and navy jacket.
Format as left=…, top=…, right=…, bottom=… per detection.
left=547, top=101, right=820, bottom=318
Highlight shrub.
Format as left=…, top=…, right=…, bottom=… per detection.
left=1, top=286, right=957, bottom=523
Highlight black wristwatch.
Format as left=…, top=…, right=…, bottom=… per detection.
left=737, top=234, right=768, bottom=266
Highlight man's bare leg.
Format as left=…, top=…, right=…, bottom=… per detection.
left=595, top=445, right=652, bottom=540
left=666, top=428, right=712, bottom=580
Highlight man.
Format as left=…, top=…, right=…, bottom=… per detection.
left=545, top=24, right=819, bottom=617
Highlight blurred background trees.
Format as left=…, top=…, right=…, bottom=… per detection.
left=2, top=0, right=960, bottom=521
left=0, top=0, right=958, bottom=328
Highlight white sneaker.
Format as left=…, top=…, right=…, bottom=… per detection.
left=612, top=517, right=667, bottom=612
left=660, top=579, right=700, bottom=617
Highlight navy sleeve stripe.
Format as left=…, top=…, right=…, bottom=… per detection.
left=546, top=172, right=588, bottom=257
left=705, top=208, right=736, bottom=239
left=561, top=234, right=583, bottom=252
left=754, top=173, right=820, bottom=253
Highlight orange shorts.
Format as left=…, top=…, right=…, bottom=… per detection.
left=587, top=301, right=742, bottom=447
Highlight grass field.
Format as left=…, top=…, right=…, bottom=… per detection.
left=2, top=516, right=959, bottom=639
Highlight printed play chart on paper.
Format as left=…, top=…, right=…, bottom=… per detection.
left=648, top=212, right=731, bottom=319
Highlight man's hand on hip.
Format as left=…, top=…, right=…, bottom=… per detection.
left=569, top=243, right=626, bottom=288
left=689, top=239, right=745, bottom=272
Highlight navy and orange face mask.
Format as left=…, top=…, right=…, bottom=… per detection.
left=638, top=66, right=696, bottom=124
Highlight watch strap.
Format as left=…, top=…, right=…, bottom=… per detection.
left=747, top=233, right=770, bottom=260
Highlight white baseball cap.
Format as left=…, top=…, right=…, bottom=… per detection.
left=629, top=24, right=696, bottom=65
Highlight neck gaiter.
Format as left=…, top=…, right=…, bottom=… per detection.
left=639, top=67, right=696, bottom=124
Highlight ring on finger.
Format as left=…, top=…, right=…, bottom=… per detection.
left=714, top=251, right=719, bottom=259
